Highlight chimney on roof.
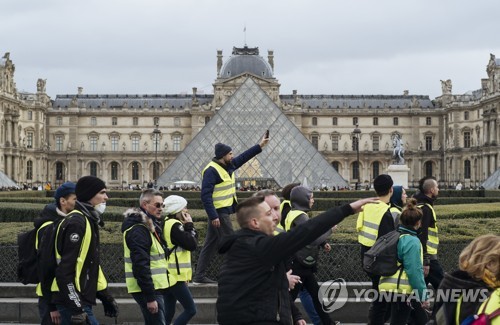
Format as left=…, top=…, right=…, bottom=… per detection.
left=78, top=87, right=83, bottom=95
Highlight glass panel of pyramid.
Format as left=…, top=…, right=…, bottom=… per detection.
left=157, top=77, right=348, bottom=189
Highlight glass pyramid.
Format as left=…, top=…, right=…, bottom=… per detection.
left=156, top=78, right=348, bottom=189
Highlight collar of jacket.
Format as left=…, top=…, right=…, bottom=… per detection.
left=76, top=201, right=103, bottom=226
left=398, top=225, right=417, bottom=235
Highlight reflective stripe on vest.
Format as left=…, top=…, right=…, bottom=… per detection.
left=417, top=203, right=439, bottom=254
left=379, top=235, right=423, bottom=295
left=123, top=224, right=173, bottom=293
left=51, top=210, right=107, bottom=292
left=356, top=202, right=391, bottom=247
left=202, top=161, right=236, bottom=209
left=163, top=218, right=192, bottom=282
left=35, top=221, right=54, bottom=297
left=285, top=210, right=306, bottom=232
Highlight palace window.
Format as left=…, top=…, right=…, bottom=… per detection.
left=132, top=162, right=140, bottom=180
left=425, top=136, right=432, bottom=151
left=90, top=162, right=98, bottom=177
left=424, top=161, right=433, bottom=177
left=26, top=160, right=33, bottom=180
left=174, top=117, right=180, bottom=126
left=373, top=117, right=378, bottom=126
left=372, top=135, right=380, bottom=151
left=464, top=160, right=471, bottom=179
left=312, top=134, right=319, bottom=149
left=173, top=135, right=181, bottom=151
left=132, top=136, right=140, bottom=152
left=112, top=117, right=117, bottom=126
left=426, top=117, right=432, bottom=125
left=372, top=161, right=380, bottom=179
left=90, top=136, right=98, bottom=151
left=28, top=111, right=33, bottom=120
left=111, top=162, right=119, bottom=181
left=205, top=116, right=210, bottom=124
left=464, top=111, right=469, bottom=121
left=464, top=132, right=471, bottom=148
left=91, top=117, right=97, bottom=126
left=332, top=161, right=339, bottom=172
left=352, top=161, right=359, bottom=180
left=393, top=117, right=399, bottom=126
left=312, top=117, right=318, bottom=126
left=133, top=117, right=138, bottom=126
left=56, top=162, right=64, bottom=180
left=56, top=135, right=63, bottom=151
left=154, top=117, right=159, bottom=126
left=57, top=116, right=62, bottom=126
left=353, top=117, right=358, bottom=126
left=27, top=132, right=33, bottom=149
left=352, top=136, right=359, bottom=152
left=111, top=136, right=119, bottom=151
left=332, top=117, right=338, bottom=126
left=332, top=135, right=339, bottom=151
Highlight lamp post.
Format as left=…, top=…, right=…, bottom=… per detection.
left=153, top=125, right=161, bottom=188
left=353, top=124, right=361, bottom=190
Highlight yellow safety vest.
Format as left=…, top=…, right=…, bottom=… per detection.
left=417, top=203, right=439, bottom=255
left=454, top=288, right=500, bottom=325
left=279, top=200, right=290, bottom=214
left=163, top=218, right=192, bottom=282
left=36, top=221, right=54, bottom=297
left=285, top=210, right=306, bottom=232
left=202, top=161, right=236, bottom=209
left=379, top=235, right=424, bottom=295
left=51, top=210, right=107, bottom=292
left=273, top=227, right=285, bottom=236
left=356, top=201, right=391, bottom=247
left=389, top=206, right=401, bottom=227
left=123, top=224, right=174, bottom=293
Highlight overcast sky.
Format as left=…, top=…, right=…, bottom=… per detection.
left=2, top=0, right=500, bottom=100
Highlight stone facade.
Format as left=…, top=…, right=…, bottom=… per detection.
left=0, top=48, right=499, bottom=189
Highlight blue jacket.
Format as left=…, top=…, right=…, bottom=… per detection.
left=398, top=225, right=428, bottom=301
left=201, top=144, right=262, bottom=220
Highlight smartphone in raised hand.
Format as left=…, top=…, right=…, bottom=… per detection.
left=265, top=129, right=270, bottom=139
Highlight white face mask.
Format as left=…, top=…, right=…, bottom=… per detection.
left=94, top=202, right=106, bottom=214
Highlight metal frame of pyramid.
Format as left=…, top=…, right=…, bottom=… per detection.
left=481, top=168, right=500, bottom=189
left=157, top=78, right=348, bottom=189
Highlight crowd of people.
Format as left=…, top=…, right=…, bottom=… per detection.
left=27, top=133, right=498, bottom=325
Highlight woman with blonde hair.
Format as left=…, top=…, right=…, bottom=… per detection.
left=433, top=234, right=500, bottom=324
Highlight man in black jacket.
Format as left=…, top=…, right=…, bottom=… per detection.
left=216, top=195, right=377, bottom=325
left=53, top=176, right=118, bottom=325
left=36, top=182, right=76, bottom=325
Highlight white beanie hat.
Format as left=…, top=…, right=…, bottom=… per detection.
left=163, top=195, right=188, bottom=215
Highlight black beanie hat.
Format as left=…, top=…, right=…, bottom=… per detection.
left=373, top=174, right=393, bottom=194
left=76, top=176, right=106, bottom=202
left=215, top=143, right=232, bottom=159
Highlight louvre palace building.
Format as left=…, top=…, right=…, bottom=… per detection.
left=0, top=47, right=499, bottom=190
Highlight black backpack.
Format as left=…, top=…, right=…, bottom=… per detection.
left=363, top=230, right=403, bottom=276
left=17, top=227, right=40, bottom=284
left=17, top=220, right=61, bottom=286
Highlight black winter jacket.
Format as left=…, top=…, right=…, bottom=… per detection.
left=414, top=192, right=437, bottom=263
left=122, top=207, right=166, bottom=302
left=216, top=204, right=354, bottom=325
left=34, top=203, right=65, bottom=311
left=53, top=201, right=106, bottom=314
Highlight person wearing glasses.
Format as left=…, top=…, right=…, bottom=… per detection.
left=122, top=189, right=176, bottom=325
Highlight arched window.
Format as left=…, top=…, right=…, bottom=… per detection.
left=372, top=161, right=380, bottom=179
left=132, top=161, right=140, bottom=180
left=111, top=162, right=119, bottom=181
left=331, top=161, right=340, bottom=172
left=352, top=161, right=360, bottom=180
left=90, top=162, right=98, bottom=177
left=464, top=160, right=471, bottom=179
left=56, top=162, right=65, bottom=181
left=312, top=117, right=318, bottom=126
left=424, top=161, right=433, bottom=177
left=26, top=160, right=33, bottom=180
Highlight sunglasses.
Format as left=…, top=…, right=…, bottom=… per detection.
left=150, top=202, right=165, bottom=209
